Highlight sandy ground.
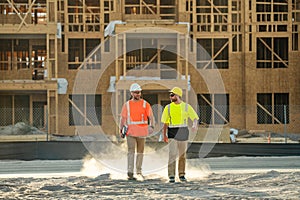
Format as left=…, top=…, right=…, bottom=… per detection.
left=0, top=156, right=300, bottom=199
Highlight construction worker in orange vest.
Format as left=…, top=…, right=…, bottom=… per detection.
left=161, top=87, right=199, bottom=183
left=119, top=83, right=155, bottom=180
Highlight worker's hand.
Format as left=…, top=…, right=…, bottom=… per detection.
left=192, top=120, right=199, bottom=133
left=192, top=126, right=198, bottom=133
left=148, top=126, right=154, bottom=135
left=191, top=125, right=198, bottom=133
left=163, top=135, right=168, bottom=143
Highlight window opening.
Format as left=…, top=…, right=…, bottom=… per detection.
left=257, top=93, right=289, bottom=124
left=69, top=94, right=102, bottom=126
left=197, top=93, right=229, bottom=125
left=257, top=37, right=288, bottom=68
left=197, top=38, right=229, bottom=69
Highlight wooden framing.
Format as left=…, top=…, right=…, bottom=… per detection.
left=0, top=0, right=299, bottom=138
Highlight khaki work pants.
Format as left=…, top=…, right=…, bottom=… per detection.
left=168, top=138, right=187, bottom=177
left=127, top=136, right=145, bottom=175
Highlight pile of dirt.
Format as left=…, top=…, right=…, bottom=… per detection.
left=0, top=122, right=46, bottom=135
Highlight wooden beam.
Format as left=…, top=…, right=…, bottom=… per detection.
left=256, top=102, right=282, bottom=124
left=17, top=0, right=37, bottom=31
left=0, top=135, right=47, bottom=142
left=141, top=46, right=165, bottom=70
left=68, top=98, right=94, bottom=126
left=0, top=24, right=57, bottom=34
left=6, top=0, right=28, bottom=28
left=115, top=23, right=189, bottom=34
left=142, top=1, right=156, bottom=15
left=207, top=0, right=228, bottom=22
left=0, top=80, right=57, bottom=90
left=115, top=79, right=188, bottom=90
left=258, top=38, right=288, bottom=68
left=203, top=40, right=229, bottom=69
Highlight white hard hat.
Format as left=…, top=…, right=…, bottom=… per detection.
left=129, top=83, right=142, bottom=92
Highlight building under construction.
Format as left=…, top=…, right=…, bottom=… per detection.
left=0, top=0, right=299, bottom=141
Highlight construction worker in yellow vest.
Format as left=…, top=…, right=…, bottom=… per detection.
left=161, top=87, right=199, bottom=183
left=120, top=83, right=155, bottom=181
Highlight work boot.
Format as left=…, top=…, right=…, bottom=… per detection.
left=127, top=172, right=136, bottom=180
left=169, top=176, right=175, bottom=183
left=179, top=176, right=187, bottom=182
left=136, top=173, right=145, bottom=181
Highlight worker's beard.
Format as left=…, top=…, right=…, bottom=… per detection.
left=133, top=96, right=141, bottom=101
left=171, top=97, right=177, bottom=102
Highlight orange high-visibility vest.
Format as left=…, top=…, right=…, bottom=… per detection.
left=121, top=99, right=152, bottom=137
